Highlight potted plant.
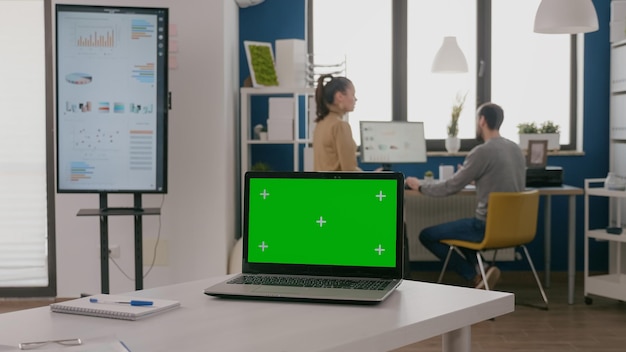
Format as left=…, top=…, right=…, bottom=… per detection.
left=517, top=121, right=560, bottom=150
left=423, top=170, right=434, bottom=184
left=259, top=126, right=268, bottom=141
left=445, top=92, right=467, bottom=153
left=250, top=161, right=272, bottom=171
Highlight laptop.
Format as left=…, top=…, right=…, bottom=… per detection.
left=204, top=171, right=405, bottom=304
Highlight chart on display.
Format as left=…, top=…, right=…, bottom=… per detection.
left=359, top=121, right=427, bottom=164
left=55, top=5, right=168, bottom=193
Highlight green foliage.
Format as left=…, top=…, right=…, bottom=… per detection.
left=447, top=92, right=467, bottom=137
left=539, top=121, right=560, bottom=134
left=517, top=122, right=539, bottom=134
left=517, top=121, right=560, bottom=134
left=249, top=45, right=279, bottom=86
left=424, top=170, right=434, bottom=178
left=250, top=162, right=272, bottom=172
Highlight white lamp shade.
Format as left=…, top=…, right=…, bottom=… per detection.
left=534, top=0, right=599, bottom=34
left=235, top=0, right=265, bottom=8
left=431, top=36, right=468, bottom=73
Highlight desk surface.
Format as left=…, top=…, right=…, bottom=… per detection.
left=0, top=277, right=513, bottom=352
left=405, top=184, right=583, bottom=196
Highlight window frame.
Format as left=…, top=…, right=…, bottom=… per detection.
left=0, top=0, right=56, bottom=297
left=308, top=0, right=578, bottom=152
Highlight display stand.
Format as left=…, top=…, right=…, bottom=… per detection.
left=77, top=193, right=160, bottom=294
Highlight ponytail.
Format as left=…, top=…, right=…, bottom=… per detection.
left=314, top=74, right=352, bottom=123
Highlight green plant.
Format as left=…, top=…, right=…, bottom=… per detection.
left=250, top=162, right=272, bottom=171
left=424, top=170, right=434, bottom=178
left=447, top=92, right=468, bottom=137
left=517, top=122, right=539, bottom=134
left=248, top=44, right=279, bottom=86
left=539, top=121, right=560, bottom=134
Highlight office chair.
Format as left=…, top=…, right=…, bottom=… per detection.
left=437, top=190, right=549, bottom=309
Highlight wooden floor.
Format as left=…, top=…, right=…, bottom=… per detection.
left=1, top=272, right=625, bottom=351
left=393, top=271, right=626, bottom=352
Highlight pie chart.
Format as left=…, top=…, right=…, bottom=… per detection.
left=65, top=72, right=92, bottom=85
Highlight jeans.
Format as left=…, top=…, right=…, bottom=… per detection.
left=419, top=217, right=486, bottom=281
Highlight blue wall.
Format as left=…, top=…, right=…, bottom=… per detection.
left=239, top=0, right=611, bottom=271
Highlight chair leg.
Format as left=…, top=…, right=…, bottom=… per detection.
left=438, top=246, right=454, bottom=284
left=476, top=253, right=489, bottom=290
left=521, top=245, right=549, bottom=309
left=489, top=250, right=498, bottom=268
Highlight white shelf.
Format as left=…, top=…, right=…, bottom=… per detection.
left=585, top=187, right=626, bottom=198
left=584, top=176, right=626, bottom=302
left=586, top=229, right=626, bottom=242
left=240, top=87, right=316, bottom=176
left=585, top=274, right=626, bottom=301
left=241, top=86, right=315, bottom=96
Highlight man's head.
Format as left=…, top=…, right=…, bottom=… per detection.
left=475, top=102, right=504, bottom=141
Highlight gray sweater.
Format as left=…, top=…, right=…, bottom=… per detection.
left=420, top=137, right=526, bottom=221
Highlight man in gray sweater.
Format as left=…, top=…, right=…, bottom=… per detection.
left=405, top=102, right=525, bottom=289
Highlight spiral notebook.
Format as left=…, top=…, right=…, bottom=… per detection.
left=50, top=294, right=180, bottom=321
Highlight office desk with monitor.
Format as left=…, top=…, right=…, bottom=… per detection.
left=0, top=276, right=513, bottom=352
left=406, top=184, right=583, bottom=305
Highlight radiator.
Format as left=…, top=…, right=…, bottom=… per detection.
left=404, top=192, right=515, bottom=261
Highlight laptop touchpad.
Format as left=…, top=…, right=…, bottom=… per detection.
left=253, top=286, right=307, bottom=295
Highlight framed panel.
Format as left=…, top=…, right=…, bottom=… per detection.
left=243, top=41, right=279, bottom=87
left=527, top=140, right=548, bottom=169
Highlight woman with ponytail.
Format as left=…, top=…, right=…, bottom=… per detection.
left=312, top=74, right=360, bottom=171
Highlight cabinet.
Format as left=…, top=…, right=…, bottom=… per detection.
left=583, top=178, right=626, bottom=304
left=239, top=87, right=316, bottom=174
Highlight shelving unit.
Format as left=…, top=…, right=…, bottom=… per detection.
left=239, top=87, right=316, bottom=175
left=583, top=178, right=626, bottom=304
left=609, top=4, right=626, bottom=287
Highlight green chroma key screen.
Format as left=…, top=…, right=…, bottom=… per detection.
left=247, top=177, right=398, bottom=267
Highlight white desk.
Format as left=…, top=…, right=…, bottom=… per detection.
left=0, top=276, right=513, bottom=352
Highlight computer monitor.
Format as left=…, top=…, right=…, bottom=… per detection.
left=359, top=121, right=427, bottom=167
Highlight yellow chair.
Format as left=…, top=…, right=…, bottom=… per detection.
left=437, top=190, right=549, bottom=308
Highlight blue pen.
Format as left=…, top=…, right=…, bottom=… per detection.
left=89, top=297, right=153, bottom=306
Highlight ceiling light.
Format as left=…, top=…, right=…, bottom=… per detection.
left=431, top=36, right=468, bottom=73
left=534, top=0, right=599, bottom=34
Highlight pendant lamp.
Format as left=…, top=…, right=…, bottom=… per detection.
left=534, top=0, right=598, bottom=34
left=235, top=0, right=265, bottom=8
left=431, top=36, right=468, bottom=73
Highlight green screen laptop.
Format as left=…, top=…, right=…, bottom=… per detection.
left=204, top=171, right=405, bottom=304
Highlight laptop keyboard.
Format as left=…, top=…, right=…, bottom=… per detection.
left=228, top=275, right=392, bottom=290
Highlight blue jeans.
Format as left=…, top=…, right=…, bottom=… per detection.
left=419, top=217, right=486, bottom=281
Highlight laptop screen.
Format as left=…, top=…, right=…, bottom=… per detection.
left=242, top=172, right=404, bottom=278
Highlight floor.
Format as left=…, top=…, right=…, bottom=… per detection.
left=1, top=272, right=625, bottom=351
left=392, top=271, right=626, bottom=352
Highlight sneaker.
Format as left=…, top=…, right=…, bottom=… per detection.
left=474, top=266, right=501, bottom=290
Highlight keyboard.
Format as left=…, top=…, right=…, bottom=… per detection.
left=228, top=275, right=391, bottom=290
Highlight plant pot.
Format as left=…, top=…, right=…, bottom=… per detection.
left=445, top=136, right=461, bottom=153
left=518, top=133, right=560, bottom=150
left=259, top=132, right=268, bottom=141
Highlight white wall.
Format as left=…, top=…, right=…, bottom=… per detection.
left=52, top=0, right=239, bottom=297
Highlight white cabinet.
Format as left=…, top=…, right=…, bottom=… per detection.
left=583, top=178, right=626, bottom=304
left=239, top=87, right=316, bottom=174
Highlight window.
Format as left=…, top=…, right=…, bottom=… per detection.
left=311, top=0, right=576, bottom=150
left=491, top=0, right=571, bottom=144
left=407, top=0, right=476, bottom=140
left=311, top=0, right=392, bottom=144
left=0, top=0, right=54, bottom=295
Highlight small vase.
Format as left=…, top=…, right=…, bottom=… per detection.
left=445, top=136, right=460, bottom=153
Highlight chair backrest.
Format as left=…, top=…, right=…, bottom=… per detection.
left=482, top=190, right=540, bottom=249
